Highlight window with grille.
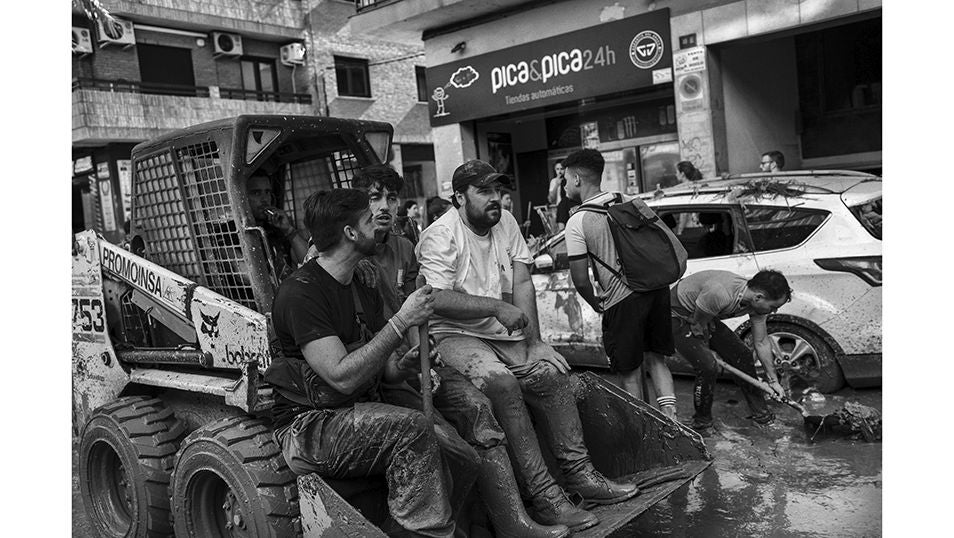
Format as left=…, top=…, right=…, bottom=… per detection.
left=334, top=56, right=371, bottom=98
left=277, top=147, right=360, bottom=233
left=177, top=141, right=257, bottom=310
left=133, top=150, right=200, bottom=280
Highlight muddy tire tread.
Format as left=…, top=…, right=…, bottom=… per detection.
left=82, top=395, right=186, bottom=537
left=172, top=416, right=301, bottom=536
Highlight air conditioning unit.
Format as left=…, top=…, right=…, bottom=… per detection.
left=213, top=32, right=243, bottom=58
left=280, top=43, right=306, bottom=66
left=95, top=17, right=136, bottom=48
left=73, top=26, right=93, bottom=54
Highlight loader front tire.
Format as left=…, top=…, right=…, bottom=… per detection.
left=80, top=396, right=185, bottom=537
left=170, top=416, right=301, bottom=537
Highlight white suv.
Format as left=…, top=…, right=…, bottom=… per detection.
left=531, top=171, right=882, bottom=393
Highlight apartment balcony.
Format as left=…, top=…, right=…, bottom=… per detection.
left=97, top=0, right=304, bottom=39
left=73, top=78, right=314, bottom=146
left=350, top=0, right=531, bottom=42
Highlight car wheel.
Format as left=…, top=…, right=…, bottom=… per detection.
left=746, top=322, right=845, bottom=394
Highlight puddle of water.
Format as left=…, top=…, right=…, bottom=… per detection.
left=614, top=380, right=881, bottom=537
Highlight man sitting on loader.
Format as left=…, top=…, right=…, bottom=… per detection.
left=265, top=188, right=476, bottom=537
left=416, top=159, right=640, bottom=533
left=246, top=172, right=309, bottom=279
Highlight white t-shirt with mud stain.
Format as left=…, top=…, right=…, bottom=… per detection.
left=416, top=208, right=533, bottom=340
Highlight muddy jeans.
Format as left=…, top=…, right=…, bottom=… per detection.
left=434, top=335, right=591, bottom=500
left=380, top=366, right=504, bottom=520
left=275, top=402, right=457, bottom=538
left=671, top=317, right=770, bottom=423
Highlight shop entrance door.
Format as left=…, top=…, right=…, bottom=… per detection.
left=515, top=149, right=549, bottom=236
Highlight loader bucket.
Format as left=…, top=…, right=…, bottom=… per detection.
left=298, top=371, right=710, bottom=537
left=567, top=372, right=712, bottom=537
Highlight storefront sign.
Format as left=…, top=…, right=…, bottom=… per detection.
left=426, top=9, right=672, bottom=127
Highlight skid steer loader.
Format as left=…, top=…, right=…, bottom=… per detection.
left=73, top=115, right=711, bottom=537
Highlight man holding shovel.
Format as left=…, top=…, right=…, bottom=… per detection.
left=671, top=269, right=791, bottom=433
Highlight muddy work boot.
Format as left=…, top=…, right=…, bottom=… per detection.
left=476, top=446, right=570, bottom=538
left=530, top=485, right=599, bottom=533
left=563, top=466, right=639, bottom=507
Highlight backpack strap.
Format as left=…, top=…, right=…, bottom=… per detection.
left=573, top=196, right=626, bottom=285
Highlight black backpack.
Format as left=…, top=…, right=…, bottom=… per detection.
left=576, top=193, right=688, bottom=292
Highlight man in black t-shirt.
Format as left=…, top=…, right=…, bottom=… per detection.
left=265, top=189, right=468, bottom=538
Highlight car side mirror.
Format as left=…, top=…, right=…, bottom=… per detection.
left=533, top=253, right=554, bottom=273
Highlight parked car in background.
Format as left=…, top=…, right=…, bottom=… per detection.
left=531, top=171, right=882, bottom=393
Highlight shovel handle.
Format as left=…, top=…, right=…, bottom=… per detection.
left=418, top=322, right=434, bottom=425
left=712, top=355, right=807, bottom=416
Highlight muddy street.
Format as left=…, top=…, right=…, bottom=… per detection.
left=72, top=378, right=880, bottom=537
left=620, top=378, right=882, bottom=537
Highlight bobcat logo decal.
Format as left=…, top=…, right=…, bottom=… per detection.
left=200, top=310, right=221, bottom=347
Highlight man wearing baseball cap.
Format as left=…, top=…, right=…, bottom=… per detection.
left=416, top=160, right=639, bottom=533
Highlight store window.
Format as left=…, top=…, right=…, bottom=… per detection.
left=415, top=66, right=428, bottom=102
left=335, top=56, right=371, bottom=98
left=241, top=58, right=278, bottom=101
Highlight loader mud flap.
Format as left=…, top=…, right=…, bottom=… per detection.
left=569, top=372, right=712, bottom=536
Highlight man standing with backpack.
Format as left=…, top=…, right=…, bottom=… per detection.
left=563, top=149, right=686, bottom=419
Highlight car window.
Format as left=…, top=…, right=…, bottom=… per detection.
left=743, top=206, right=829, bottom=251
left=659, top=209, right=745, bottom=260
left=848, top=197, right=882, bottom=239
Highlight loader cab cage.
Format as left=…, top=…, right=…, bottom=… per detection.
left=130, top=115, right=393, bottom=314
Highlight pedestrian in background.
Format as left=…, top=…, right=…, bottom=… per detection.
left=547, top=160, right=565, bottom=206
left=393, top=200, right=422, bottom=245
left=562, top=149, right=679, bottom=419
left=501, top=192, right=514, bottom=213
left=760, top=150, right=785, bottom=173
left=676, top=161, right=703, bottom=183
left=426, top=196, right=453, bottom=227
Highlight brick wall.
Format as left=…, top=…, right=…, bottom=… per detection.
left=71, top=22, right=307, bottom=98
left=307, top=0, right=431, bottom=144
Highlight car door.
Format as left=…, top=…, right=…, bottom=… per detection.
left=530, top=233, right=608, bottom=368
left=655, top=204, right=761, bottom=279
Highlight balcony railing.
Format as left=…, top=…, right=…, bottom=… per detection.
left=72, top=78, right=312, bottom=104
left=219, top=87, right=312, bottom=104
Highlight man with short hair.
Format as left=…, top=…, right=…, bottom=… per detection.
left=417, top=159, right=639, bottom=533
left=246, top=173, right=309, bottom=279
left=562, top=149, right=678, bottom=418
left=265, top=189, right=471, bottom=538
left=671, top=269, right=790, bottom=432
left=760, top=150, right=785, bottom=173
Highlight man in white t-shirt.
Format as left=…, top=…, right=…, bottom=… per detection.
left=562, top=149, right=678, bottom=419
left=417, top=160, right=639, bottom=533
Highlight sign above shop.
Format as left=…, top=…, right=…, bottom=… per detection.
left=425, top=8, right=672, bottom=127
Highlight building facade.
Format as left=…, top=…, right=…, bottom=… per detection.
left=72, top=0, right=434, bottom=243
left=350, top=0, right=882, bottom=224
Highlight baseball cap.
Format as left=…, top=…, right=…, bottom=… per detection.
left=451, top=159, right=512, bottom=193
